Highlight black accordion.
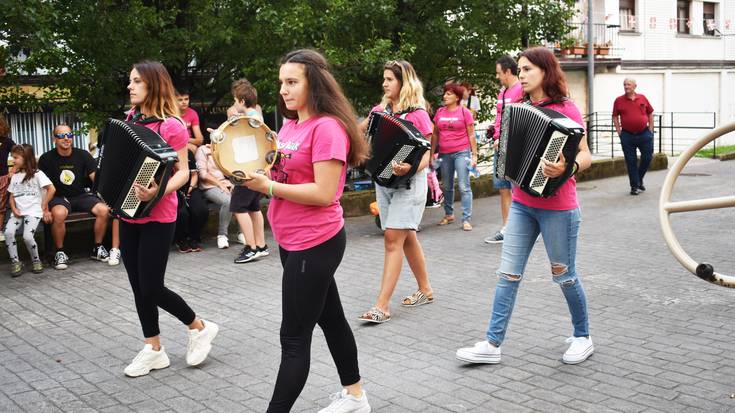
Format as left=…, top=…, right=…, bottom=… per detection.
left=364, top=111, right=430, bottom=188
left=94, top=118, right=178, bottom=219
left=496, top=103, right=585, bottom=198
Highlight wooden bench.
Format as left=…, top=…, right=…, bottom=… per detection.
left=43, top=211, right=96, bottom=262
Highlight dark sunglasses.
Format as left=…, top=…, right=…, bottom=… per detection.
left=54, top=133, right=74, bottom=140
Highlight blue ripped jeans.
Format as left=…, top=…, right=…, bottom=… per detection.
left=486, top=202, right=589, bottom=346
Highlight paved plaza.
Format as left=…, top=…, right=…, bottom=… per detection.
left=1, top=157, right=734, bottom=412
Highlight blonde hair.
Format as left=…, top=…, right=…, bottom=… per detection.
left=380, top=60, right=428, bottom=113
left=132, top=60, right=181, bottom=121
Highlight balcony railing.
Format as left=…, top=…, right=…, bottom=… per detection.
left=558, top=22, right=623, bottom=59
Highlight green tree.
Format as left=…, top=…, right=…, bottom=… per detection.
left=0, top=0, right=576, bottom=127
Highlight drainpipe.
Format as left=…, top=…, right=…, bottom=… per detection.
left=587, top=0, right=594, bottom=117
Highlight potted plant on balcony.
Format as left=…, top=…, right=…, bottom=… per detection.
left=558, top=38, right=574, bottom=56
left=559, top=36, right=586, bottom=56
left=594, top=41, right=612, bottom=56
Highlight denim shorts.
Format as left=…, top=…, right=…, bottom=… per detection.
left=493, top=150, right=511, bottom=190
left=375, top=168, right=427, bottom=230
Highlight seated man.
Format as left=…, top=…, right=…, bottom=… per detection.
left=174, top=149, right=209, bottom=252
left=39, top=124, right=110, bottom=270
left=176, top=89, right=205, bottom=154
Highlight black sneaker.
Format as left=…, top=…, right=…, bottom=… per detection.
left=189, top=240, right=202, bottom=252
left=484, top=230, right=505, bottom=244
left=176, top=239, right=192, bottom=253
left=54, top=251, right=69, bottom=270
left=630, top=187, right=640, bottom=196
left=255, top=244, right=270, bottom=258
left=91, top=245, right=110, bottom=262
left=234, top=246, right=258, bottom=264
left=638, top=184, right=646, bottom=192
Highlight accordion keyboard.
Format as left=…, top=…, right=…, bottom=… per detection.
left=121, top=157, right=160, bottom=217
left=378, top=144, right=414, bottom=179
left=529, top=131, right=568, bottom=194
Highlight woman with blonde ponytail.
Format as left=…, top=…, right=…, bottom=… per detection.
left=358, top=60, right=435, bottom=324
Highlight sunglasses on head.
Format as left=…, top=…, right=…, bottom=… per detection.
left=54, top=133, right=74, bottom=140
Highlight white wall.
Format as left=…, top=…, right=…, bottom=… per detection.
left=588, top=69, right=735, bottom=150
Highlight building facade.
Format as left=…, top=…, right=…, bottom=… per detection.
left=562, top=0, right=735, bottom=155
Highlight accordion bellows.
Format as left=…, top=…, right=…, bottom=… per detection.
left=94, top=119, right=179, bottom=219
left=364, top=111, right=430, bottom=189
left=496, top=103, right=585, bottom=198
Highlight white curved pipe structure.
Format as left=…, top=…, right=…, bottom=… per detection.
left=659, top=122, right=735, bottom=287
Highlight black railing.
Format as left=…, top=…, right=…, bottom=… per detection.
left=585, top=112, right=719, bottom=157
left=563, top=22, right=622, bottom=58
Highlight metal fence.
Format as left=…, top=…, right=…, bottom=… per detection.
left=585, top=111, right=722, bottom=157
left=3, top=111, right=90, bottom=154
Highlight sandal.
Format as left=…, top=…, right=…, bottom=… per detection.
left=402, top=290, right=434, bottom=307
left=438, top=216, right=455, bottom=226
left=462, top=221, right=473, bottom=231
left=358, top=307, right=391, bottom=323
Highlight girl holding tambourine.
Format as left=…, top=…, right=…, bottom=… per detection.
left=243, top=49, right=372, bottom=413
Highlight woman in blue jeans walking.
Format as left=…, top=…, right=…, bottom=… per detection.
left=431, top=82, right=477, bottom=231
left=456, top=47, right=594, bottom=365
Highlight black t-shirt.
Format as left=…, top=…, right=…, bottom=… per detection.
left=0, top=136, right=16, bottom=176
left=38, top=147, right=97, bottom=198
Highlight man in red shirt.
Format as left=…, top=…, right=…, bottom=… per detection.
left=612, top=78, right=655, bottom=195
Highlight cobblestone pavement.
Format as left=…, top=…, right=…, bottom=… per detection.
left=1, top=157, right=734, bottom=412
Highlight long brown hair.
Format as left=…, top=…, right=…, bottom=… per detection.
left=11, top=144, right=37, bottom=183
left=131, top=60, right=181, bottom=120
left=278, top=49, right=368, bottom=166
left=518, top=47, right=569, bottom=103
left=0, top=113, right=10, bottom=138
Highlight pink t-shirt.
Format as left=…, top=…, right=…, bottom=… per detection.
left=511, top=99, right=584, bottom=211
left=433, top=106, right=474, bottom=154
left=123, top=116, right=188, bottom=224
left=370, top=105, right=433, bottom=136
left=268, top=116, right=349, bottom=251
left=494, top=81, right=524, bottom=140
left=180, top=107, right=199, bottom=139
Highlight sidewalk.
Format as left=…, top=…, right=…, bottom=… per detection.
left=0, top=157, right=733, bottom=412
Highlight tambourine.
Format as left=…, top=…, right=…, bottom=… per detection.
left=210, top=115, right=278, bottom=184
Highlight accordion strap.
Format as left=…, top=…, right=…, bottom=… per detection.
left=523, top=97, right=568, bottom=108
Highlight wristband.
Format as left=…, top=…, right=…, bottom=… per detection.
left=573, top=161, right=580, bottom=175
left=268, top=181, right=275, bottom=197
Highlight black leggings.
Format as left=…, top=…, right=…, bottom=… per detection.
left=175, top=188, right=209, bottom=243
left=120, top=220, right=196, bottom=338
left=267, top=228, right=360, bottom=413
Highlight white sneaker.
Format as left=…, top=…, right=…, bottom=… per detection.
left=108, top=248, right=121, bottom=266
left=318, top=389, right=371, bottom=413
left=562, top=336, right=594, bottom=364
left=217, top=235, right=229, bottom=249
left=237, top=232, right=246, bottom=245
left=186, top=320, right=219, bottom=366
left=124, top=344, right=170, bottom=377
left=456, top=341, right=501, bottom=364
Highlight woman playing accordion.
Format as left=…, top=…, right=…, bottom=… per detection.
left=358, top=59, right=435, bottom=324
left=456, top=47, right=595, bottom=365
